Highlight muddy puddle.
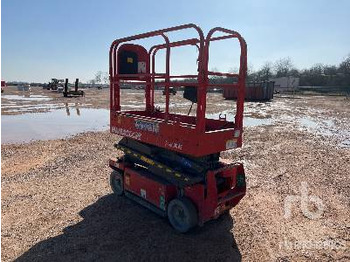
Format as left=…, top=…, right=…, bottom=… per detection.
left=1, top=107, right=109, bottom=144
left=2, top=98, right=93, bottom=114
left=298, top=117, right=334, bottom=136
left=2, top=103, right=65, bottom=113
left=2, top=94, right=56, bottom=114
left=2, top=94, right=52, bottom=101
left=296, top=116, right=350, bottom=148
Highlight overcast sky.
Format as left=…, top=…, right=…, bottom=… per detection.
left=2, top=0, right=350, bottom=82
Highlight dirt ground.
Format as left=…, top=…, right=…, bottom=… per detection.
left=1, top=87, right=350, bottom=261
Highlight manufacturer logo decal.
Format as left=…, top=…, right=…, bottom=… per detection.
left=111, top=126, right=141, bottom=140
left=135, top=120, right=159, bottom=133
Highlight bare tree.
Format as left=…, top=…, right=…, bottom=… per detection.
left=103, top=72, right=109, bottom=85
left=259, top=62, right=273, bottom=81
left=247, top=63, right=254, bottom=76
left=323, top=65, right=337, bottom=76
left=228, top=67, right=239, bottom=74
left=274, top=57, right=294, bottom=77
left=339, top=54, right=350, bottom=74
left=94, top=71, right=103, bottom=85
left=310, top=63, right=324, bottom=75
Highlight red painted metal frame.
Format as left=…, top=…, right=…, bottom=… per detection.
left=184, top=163, right=246, bottom=224
left=110, top=24, right=247, bottom=157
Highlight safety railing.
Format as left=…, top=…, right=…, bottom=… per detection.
left=109, top=24, right=247, bottom=133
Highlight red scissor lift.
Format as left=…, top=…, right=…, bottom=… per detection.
left=109, top=24, right=247, bottom=232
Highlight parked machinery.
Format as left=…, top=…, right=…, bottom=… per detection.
left=108, top=24, right=247, bottom=232
left=45, top=78, right=64, bottom=90
left=63, top=78, right=84, bottom=97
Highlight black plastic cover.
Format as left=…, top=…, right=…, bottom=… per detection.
left=118, top=51, right=138, bottom=74
left=183, top=86, right=197, bottom=103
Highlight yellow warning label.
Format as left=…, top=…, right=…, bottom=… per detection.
left=140, top=156, right=154, bottom=165
left=127, top=57, right=133, bottom=63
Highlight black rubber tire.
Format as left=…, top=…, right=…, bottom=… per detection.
left=110, top=170, right=124, bottom=196
left=167, top=197, right=198, bottom=233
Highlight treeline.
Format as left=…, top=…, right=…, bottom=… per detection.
left=248, top=55, right=350, bottom=86
left=90, top=54, right=350, bottom=87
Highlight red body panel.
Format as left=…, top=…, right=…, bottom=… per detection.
left=123, top=167, right=177, bottom=211
left=110, top=111, right=240, bottom=156
left=184, top=164, right=246, bottom=224
left=115, top=161, right=246, bottom=225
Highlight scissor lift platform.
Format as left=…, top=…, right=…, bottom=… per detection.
left=108, top=24, right=247, bottom=232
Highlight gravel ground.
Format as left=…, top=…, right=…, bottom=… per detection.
left=1, top=87, right=350, bottom=261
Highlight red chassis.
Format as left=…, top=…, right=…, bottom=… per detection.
left=109, top=24, right=247, bottom=232
left=109, top=157, right=246, bottom=229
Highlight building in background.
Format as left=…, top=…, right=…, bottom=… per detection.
left=270, top=76, right=299, bottom=92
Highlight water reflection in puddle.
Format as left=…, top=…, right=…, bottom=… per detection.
left=2, top=103, right=63, bottom=113
left=2, top=94, right=52, bottom=101
left=1, top=107, right=109, bottom=144
left=1, top=100, right=93, bottom=114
